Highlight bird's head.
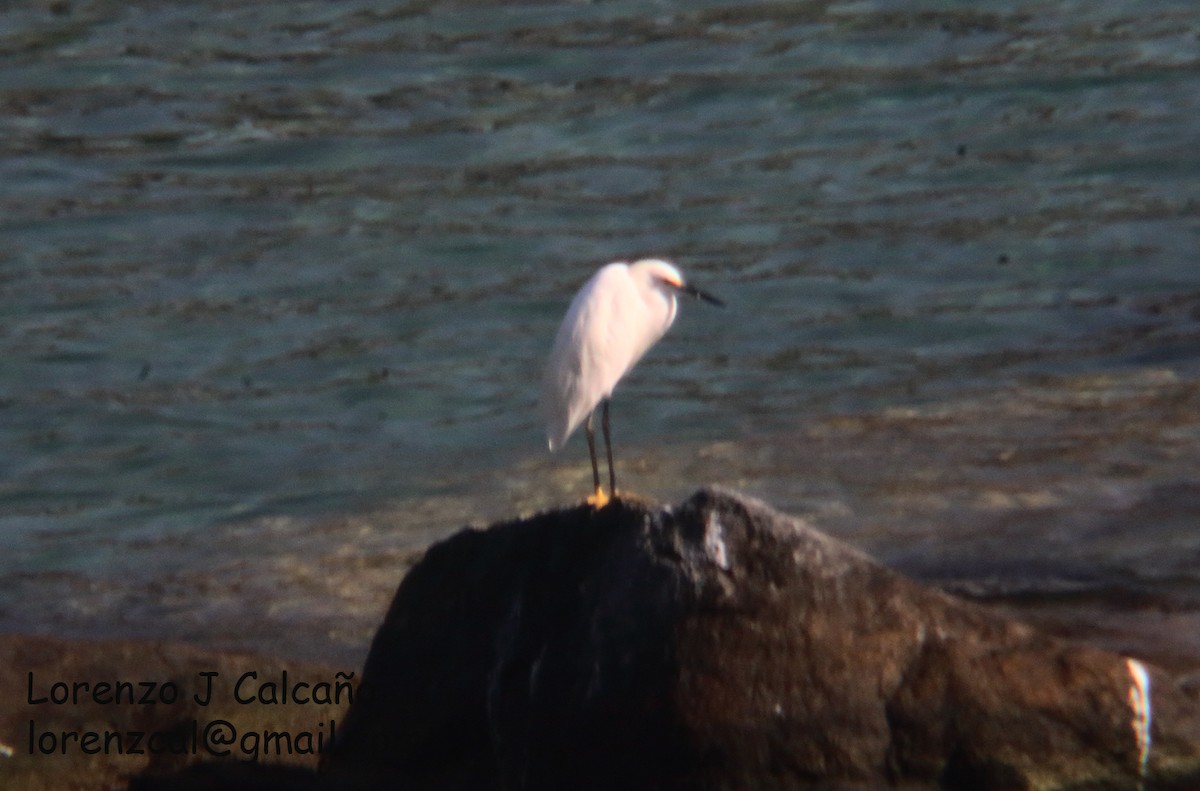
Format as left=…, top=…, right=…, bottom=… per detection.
left=633, top=258, right=725, bottom=307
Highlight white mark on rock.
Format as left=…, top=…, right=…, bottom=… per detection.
left=1126, top=656, right=1152, bottom=789
left=529, top=644, right=547, bottom=695
left=704, top=512, right=730, bottom=571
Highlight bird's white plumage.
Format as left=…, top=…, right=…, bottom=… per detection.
left=541, top=259, right=683, bottom=451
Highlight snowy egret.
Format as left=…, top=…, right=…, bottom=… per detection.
left=540, top=259, right=723, bottom=507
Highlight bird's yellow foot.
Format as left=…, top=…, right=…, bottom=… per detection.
left=586, top=486, right=611, bottom=509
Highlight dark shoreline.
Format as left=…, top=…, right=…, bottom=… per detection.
left=5, top=489, right=1200, bottom=789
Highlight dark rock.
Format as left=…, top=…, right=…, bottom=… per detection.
left=129, top=760, right=325, bottom=791
left=325, top=487, right=1200, bottom=790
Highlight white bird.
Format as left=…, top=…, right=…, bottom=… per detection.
left=540, top=258, right=723, bottom=507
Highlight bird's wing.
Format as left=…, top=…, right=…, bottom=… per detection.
left=541, top=264, right=662, bottom=450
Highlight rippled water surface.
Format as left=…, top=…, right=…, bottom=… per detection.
left=2, top=0, right=1198, bottom=664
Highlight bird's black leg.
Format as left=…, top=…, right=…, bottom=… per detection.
left=602, top=398, right=616, bottom=499
left=585, top=410, right=603, bottom=503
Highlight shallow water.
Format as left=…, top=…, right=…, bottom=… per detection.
left=1, top=0, right=1198, bottom=665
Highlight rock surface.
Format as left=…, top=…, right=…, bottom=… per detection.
left=325, top=488, right=1200, bottom=790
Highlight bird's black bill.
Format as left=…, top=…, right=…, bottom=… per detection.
left=682, top=283, right=724, bottom=307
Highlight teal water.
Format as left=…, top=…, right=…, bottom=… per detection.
left=1, top=1, right=1198, bottom=663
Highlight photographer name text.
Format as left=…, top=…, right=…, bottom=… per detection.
left=23, top=669, right=355, bottom=759
left=27, top=669, right=354, bottom=708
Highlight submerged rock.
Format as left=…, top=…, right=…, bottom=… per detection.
left=324, top=488, right=1200, bottom=790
